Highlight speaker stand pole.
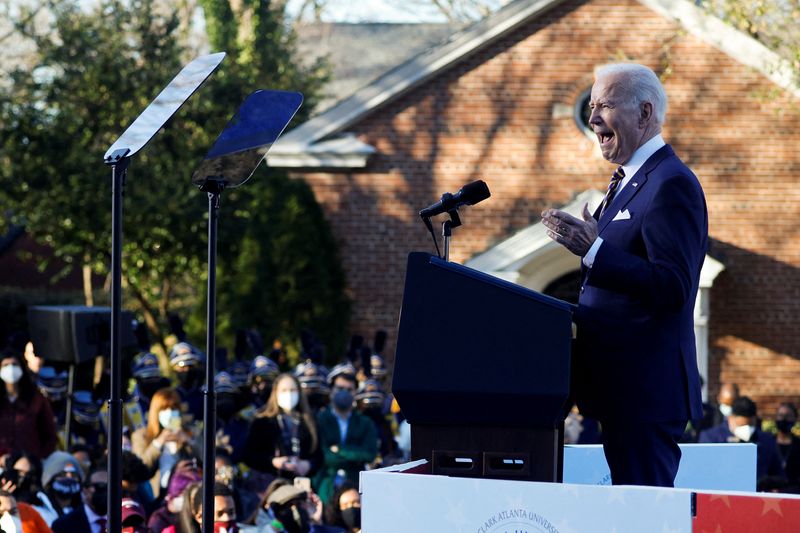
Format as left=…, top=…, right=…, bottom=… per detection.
left=200, top=180, right=223, bottom=533
left=64, top=363, right=75, bottom=448
left=104, top=148, right=129, bottom=533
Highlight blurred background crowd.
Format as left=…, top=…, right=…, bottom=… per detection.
left=0, top=321, right=409, bottom=533
left=0, top=312, right=797, bottom=533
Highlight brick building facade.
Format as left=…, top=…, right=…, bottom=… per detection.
left=268, top=0, right=800, bottom=414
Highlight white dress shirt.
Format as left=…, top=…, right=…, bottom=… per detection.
left=582, top=134, right=666, bottom=267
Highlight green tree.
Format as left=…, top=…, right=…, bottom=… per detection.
left=0, top=0, right=348, bottom=357
left=188, top=171, right=350, bottom=362
left=702, top=0, right=800, bottom=83
left=186, top=0, right=347, bottom=359
left=0, top=0, right=208, bottom=348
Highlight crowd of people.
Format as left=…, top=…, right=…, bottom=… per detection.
left=1, top=318, right=798, bottom=533
left=0, top=328, right=409, bottom=533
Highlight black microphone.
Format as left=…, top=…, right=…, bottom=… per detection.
left=419, top=180, right=491, bottom=219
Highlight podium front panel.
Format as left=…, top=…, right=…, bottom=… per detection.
left=393, top=252, right=573, bottom=428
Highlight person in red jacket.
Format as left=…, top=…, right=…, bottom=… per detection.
left=0, top=490, right=53, bottom=533
left=0, top=350, right=57, bottom=460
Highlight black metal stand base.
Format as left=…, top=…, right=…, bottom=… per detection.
left=411, top=423, right=564, bottom=483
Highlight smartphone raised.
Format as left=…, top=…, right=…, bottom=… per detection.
left=294, top=476, right=311, bottom=493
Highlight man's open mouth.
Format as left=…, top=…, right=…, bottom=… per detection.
left=597, top=132, right=614, bottom=146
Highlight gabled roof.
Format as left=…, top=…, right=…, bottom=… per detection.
left=294, top=22, right=462, bottom=113
left=267, top=0, right=798, bottom=169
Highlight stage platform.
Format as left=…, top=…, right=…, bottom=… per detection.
left=360, top=444, right=800, bottom=532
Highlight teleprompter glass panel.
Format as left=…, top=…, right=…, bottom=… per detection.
left=104, top=52, right=226, bottom=160
left=190, top=90, right=303, bottom=189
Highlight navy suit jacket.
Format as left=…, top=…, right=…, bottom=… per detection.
left=573, top=144, right=706, bottom=424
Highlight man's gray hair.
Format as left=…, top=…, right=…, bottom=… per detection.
left=595, top=63, right=668, bottom=125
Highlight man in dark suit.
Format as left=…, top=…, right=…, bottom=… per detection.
left=542, top=63, right=707, bottom=487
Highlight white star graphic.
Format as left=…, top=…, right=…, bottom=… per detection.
left=559, top=482, right=582, bottom=499
left=505, top=494, right=525, bottom=509
left=443, top=496, right=471, bottom=532
left=761, top=497, right=783, bottom=517
left=654, top=487, right=681, bottom=502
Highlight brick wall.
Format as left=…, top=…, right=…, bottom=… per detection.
left=294, top=0, right=800, bottom=416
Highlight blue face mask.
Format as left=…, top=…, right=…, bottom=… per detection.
left=332, top=389, right=353, bottom=410
left=52, top=477, right=81, bottom=496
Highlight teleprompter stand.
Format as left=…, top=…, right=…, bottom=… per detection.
left=102, top=52, right=225, bottom=532
left=392, top=252, right=574, bottom=482
left=190, top=89, right=302, bottom=533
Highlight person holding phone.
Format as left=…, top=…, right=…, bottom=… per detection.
left=131, top=387, right=196, bottom=497
left=242, top=374, right=322, bottom=481
left=1, top=450, right=57, bottom=525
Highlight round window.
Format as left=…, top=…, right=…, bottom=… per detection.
left=574, top=87, right=593, bottom=137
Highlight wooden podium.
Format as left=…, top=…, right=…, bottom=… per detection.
left=392, top=252, right=574, bottom=482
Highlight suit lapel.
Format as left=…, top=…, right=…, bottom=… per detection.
left=597, top=144, right=674, bottom=233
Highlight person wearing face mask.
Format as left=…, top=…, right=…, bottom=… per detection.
left=243, top=374, right=322, bottom=482
left=0, top=351, right=57, bottom=460
left=170, top=342, right=206, bottom=424
left=324, top=482, right=361, bottom=533
left=1, top=451, right=57, bottom=526
left=131, top=387, right=197, bottom=497
left=51, top=462, right=108, bottom=533
left=41, top=452, right=84, bottom=520
left=773, top=402, right=800, bottom=490
left=0, top=490, right=51, bottom=533
left=314, top=373, right=376, bottom=505
left=707, top=382, right=740, bottom=430
left=699, top=396, right=784, bottom=483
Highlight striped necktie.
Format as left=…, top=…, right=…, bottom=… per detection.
left=599, top=166, right=625, bottom=217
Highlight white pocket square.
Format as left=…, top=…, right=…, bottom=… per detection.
left=612, top=209, right=631, bottom=221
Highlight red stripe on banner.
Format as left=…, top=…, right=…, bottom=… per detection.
left=693, top=492, right=800, bottom=532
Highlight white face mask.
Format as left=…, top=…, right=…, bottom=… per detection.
left=0, top=365, right=22, bottom=385
left=170, top=495, right=184, bottom=512
left=733, top=424, right=756, bottom=442
left=277, top=390, right=299, bottom=411
left=0, top=511, right=22, bottom=533
left=158, top=409, right=182, bottom=430
left=719, top=404, right=733, bottom=417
